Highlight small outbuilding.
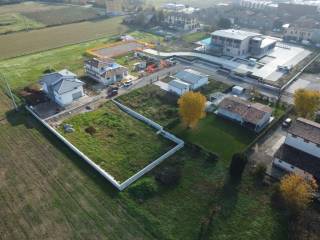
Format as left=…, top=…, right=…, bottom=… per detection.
left=174, top=69, right=209, bottom=90
left=168, top=79, right=190, bottom=96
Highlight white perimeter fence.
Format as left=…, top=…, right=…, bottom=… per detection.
left=26, top=101, right=184, bottom=191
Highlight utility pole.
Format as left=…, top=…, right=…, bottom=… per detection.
left=0, top=72, right=18, bottom=111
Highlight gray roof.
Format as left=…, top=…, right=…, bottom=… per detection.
left=40, top=69, right=84, bottom=95
left=168, top=79, right=190, bottom=89
left=211, top=29, right=261, bottom=41
left=288, top=118, right=320, bottom=145
left=174, top=69, right=207, bottom=84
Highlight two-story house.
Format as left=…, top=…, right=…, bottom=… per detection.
left=84, top=57, right=128, bottom=86
left=274, top=118, right=320, bottom=181
left=40, top=69, right=85, bottom=107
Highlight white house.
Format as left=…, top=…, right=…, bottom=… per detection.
left=216, top=96, right=272, bottom=132
left=273, top=118, right=320, bottom=181
left=174, top=69, right=209, bottom=90
left=168, top=79, right=190, bottom=95
left=84, top=57, right=128, bottom=86
left=40, top=69, right=84, bottom=107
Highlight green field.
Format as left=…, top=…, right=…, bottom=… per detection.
left=0, top=13, right=44, bottom=34
left=0, top=95, right=288, bottom=240
left=0, top=30, right=170, bottom=91
left=0, top=16, right=128, bottom=60
left=21, top=6, right=104, bottom=26
left=58, top=102, right=174, bottom=182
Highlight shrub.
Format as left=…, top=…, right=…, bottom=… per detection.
left=85, top=126, right=96, bottom=135
left=155, top=166, right=181, bottom=186
left=253, top=163, right=267, bottom=181
left=128, top=178, right=158, bottom=200
left=229, top=153, right=248, bottom=180
left=43, top=68, right=55, bottom=74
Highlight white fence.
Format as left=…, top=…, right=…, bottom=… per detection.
left=26, top=101, right=184, bottom=191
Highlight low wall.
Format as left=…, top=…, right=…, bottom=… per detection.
left=27, top=101, right=184, bottom=191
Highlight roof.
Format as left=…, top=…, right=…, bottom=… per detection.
left=174, top=69, right=207, bottom=85
left=168, top=79, right=190, bottom=89
left=218, top=96, right=272, bottom=124
left=275, top=144, right=320, bottom=180
left=288, top=118, right=320, bottom=145
left=40, top=69, right=84, bottom=95
left=85, top=57, right=115, bottom=68
left=211, top=29, right=261, bottom=41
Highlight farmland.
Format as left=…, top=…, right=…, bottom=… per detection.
left=0, top=16, right=128, bottom=60
left=58, top=101, right=174, bottom=182
left=0, top=30, right=166, bottom=91
left=0, top=2, right=105, bottom=34
left=21, top=7, right=104, bottom=26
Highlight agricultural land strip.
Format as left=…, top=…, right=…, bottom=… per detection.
left=0, top=16, right=128, bottom=60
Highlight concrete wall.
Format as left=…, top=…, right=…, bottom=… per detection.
left=27, top=101, right=184, bottom=191
left=285, top=133, right=320, bottom=158
left=168, top=84, right=189, bottom=95
left=191, top=77, right=209, bottom=90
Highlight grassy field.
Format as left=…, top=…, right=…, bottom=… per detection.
left=117, top=85, right=179, bottom=126
left=0, top=82, right=289, bottom=239
left=21, top=6, right=104, bottom=26
left=0, top=13, right=43, bottom=34
left=0, top=30, right=167, bottom=92
left=0, top=16, right=128, bottom=60
left=58, top=101, right=174, bottom=182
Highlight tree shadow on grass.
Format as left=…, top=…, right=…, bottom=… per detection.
left=198, top=176, right=241, bottom=240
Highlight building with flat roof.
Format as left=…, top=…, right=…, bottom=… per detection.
left=210, top=29, right=277, bottom=57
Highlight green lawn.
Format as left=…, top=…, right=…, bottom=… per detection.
left=58, top=101, right=174, bottom=182
left=182, top=31, right=209, bottom=43
left=173, top=114, right=256, bottom=161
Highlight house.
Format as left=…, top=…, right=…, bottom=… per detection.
left=84, top=57, right=128, bottom=86
left=216, top=96, right=272, bottom=132
left=168, top=79, right=190, bottom=96
left=40, top=69, right=84, bottom=107
left=274, top=118, right=320, bottom=181
left=210, top=29, right=277, bottom=57
left=163, top=11, right=200, bottom=31
left=174, top=69, right=208, bottom=90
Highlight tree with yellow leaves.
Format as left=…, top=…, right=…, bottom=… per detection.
left=280, top=174, right=317, bottom=214
left=294, top=89, right=320, bottom=118
left=178, top=91, right=206, bottom=129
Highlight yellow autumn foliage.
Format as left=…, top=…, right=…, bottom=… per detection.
left=294, top=89, right=320, bottom=118
left=178, top=91, right=206, bottom=129
left=280, top=174, right=317, bottom=213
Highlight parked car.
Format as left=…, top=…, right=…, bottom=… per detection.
left=123, top=80, right=133, bottom=87
left=107, top=86, right=119, bottom=97
left=282, top=118, right=292, bottom=128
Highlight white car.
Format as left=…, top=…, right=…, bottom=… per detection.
left=123, top=80, right=133, bottom=87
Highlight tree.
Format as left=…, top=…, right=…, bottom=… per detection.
left=178, top=91, right=206, bottom=129
left=128, top=178, right=158, bottom=200
left=217, top=18, right=231, bottom=29
left=229, top=153, right=248, bottom=180
left=294, top=89, right=320, bottom=118
left=280, top=174, right=317, bottom=214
